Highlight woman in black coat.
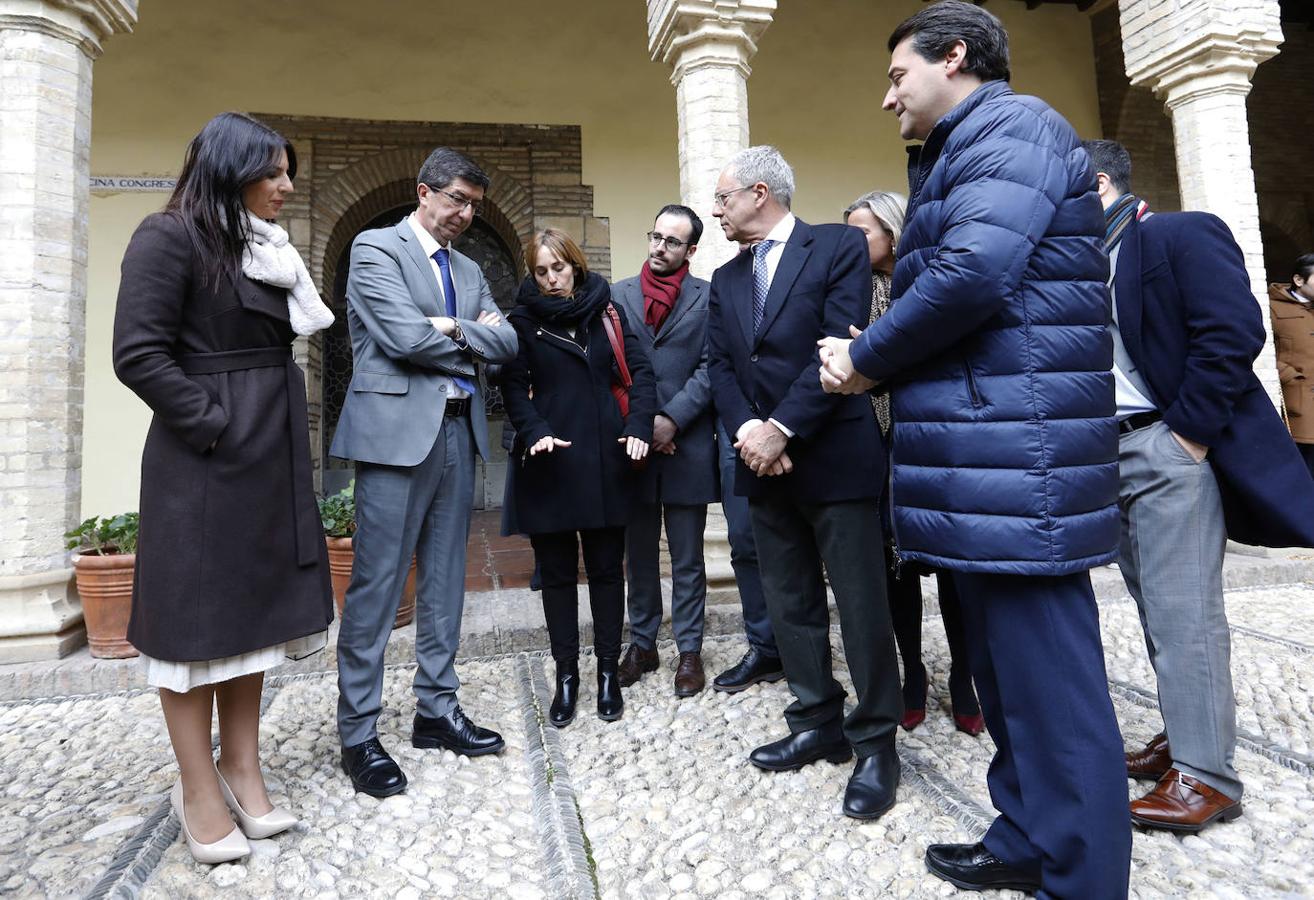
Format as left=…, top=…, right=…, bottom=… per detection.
left=502, top=229, right=655, bottom=726
left=112, top=113, right=334, bottom=863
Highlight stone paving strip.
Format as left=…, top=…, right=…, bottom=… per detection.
left=4, top=582, right=1314, bottom=897
left=1100, top=595, right=1314, bottom=757
left=0, top=692, right=176, bottom=898
left=561, top=636, right=991, bottom=899
left=1220, top=581, right=1314, bottom=648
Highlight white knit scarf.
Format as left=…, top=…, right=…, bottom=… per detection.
left=240, top=212, right=334, bottom=335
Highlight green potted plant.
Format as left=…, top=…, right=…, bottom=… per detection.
left=319, top=482, right=415, bottom=628
left=65, top=513, right=140, bottom=659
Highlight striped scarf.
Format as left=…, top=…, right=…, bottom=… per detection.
left=1104, top=193, right=1148, bottom=252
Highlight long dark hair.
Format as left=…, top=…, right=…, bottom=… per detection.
left=165, top=112, right=297, bottom=287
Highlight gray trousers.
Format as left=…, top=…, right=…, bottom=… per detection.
left=1118, top=421, right=1240, bottom=799
left=624, top=501, right=708, bottom=653
left=749, top=496, right=901, bottom=757
left=337, top=417, right=475, bottom=747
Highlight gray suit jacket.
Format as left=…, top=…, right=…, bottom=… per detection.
left=329, top=218, right=518, bottom=466
left=612, top=272, right=719, bottom=505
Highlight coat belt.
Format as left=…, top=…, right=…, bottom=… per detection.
left=177, top=347, right=320, bottom=568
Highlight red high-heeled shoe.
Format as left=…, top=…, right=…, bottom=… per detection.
left=953, top=711, right=986, bottom=736
left=901, top=707, right=927, bottom=731
left=901, top=662, right=927, bottom=731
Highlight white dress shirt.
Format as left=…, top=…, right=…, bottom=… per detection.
left=407, top=213, right=469, bottom=399
left=736, top=213, right=799, bottom=442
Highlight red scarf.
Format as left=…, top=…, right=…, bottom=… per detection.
left=640, top=260, right=688, bottom=333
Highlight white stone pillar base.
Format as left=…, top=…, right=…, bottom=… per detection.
left=0, top=569, right=85, bottom=663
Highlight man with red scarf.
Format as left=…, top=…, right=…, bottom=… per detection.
left=612, top=206, right=721, bottom=696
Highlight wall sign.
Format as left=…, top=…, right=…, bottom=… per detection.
left=91, top=176, right=177, bottom=193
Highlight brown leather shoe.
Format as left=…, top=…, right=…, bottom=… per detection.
left=1130, top=768, right=1242, bottom=833
left=1126, top=732, right=1172, bottom=781
left=673, top=652, right=705, bottom=698
left=617, top=643, right=659, bottom=687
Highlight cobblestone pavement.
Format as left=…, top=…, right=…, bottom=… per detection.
left=3, top=583, right=1313, bottom=898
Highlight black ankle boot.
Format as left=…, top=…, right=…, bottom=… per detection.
left=596, top=657, right=624, bottom=722
left=549, top=657, right=579, bottom=728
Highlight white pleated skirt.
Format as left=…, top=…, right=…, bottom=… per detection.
left=138, top=630, right=329, bottom=693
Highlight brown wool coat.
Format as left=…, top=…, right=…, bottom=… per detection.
left=113, top=212, right=332, bottom=661
left=1269, top=283, right=1314, bottom=444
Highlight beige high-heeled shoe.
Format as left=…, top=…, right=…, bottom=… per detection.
left=216, top=768, right=299, bottom=839
left=170, top=781, right=250, bottom=864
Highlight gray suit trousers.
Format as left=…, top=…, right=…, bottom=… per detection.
left=1118, top=421, right=1240, bottom=799
left=625, top=501, right=708, bottom=652
left=337, top=416, right=475, bottom=747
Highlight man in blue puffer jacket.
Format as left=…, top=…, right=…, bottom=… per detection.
left=819, top=3, right=1129, bottom=896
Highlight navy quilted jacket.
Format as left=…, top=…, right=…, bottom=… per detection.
left=850, top=80, right=1118, bottom=575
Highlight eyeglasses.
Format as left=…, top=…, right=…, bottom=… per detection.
left=427, top=185, right=484, bottom=216
left=711, top=185, right=754, bottom=209
left=646, top=231, right=690, bottom=252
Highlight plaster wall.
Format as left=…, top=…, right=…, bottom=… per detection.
left=82, top=0, right=1102, bottom=516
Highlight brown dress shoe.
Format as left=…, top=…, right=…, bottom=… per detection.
left=617, top=643, right=659, bottom=687
left=1126, top=731, right=1172, bottom=781
left=673, top=652, right=705, bottom=698
left=1130, top=768, right=1242, bottom=833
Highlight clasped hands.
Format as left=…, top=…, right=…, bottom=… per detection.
left=817, top=324, right=878, bottom=395
left=735, top=420, right=793, bottom=477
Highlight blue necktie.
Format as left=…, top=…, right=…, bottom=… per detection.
left=752, top=240, right=777, bottom=334
left=432, top=248, right=476, bottom=395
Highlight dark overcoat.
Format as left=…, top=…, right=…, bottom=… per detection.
left=707, top=219, right=887, bottom=505
left=611, top=273, right=719, bottom=506
left=501, top=276, right=656, bottom=535
left=113, top=212, right=333, bottom=661
left=1114, top=212, right=1314, bottom=548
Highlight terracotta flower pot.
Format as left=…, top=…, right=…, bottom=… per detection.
left=325, top=536, right=416, bottom=629
left=72, top=552, right=139, bottom=659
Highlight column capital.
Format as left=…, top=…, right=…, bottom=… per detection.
left=1138, top=31, right=1281, bottom=107
left=647, top=0, right=776, bottom=83
left=1118, top=0, right=1281, bottom=99
left=0, top=0, right=137, bottom=57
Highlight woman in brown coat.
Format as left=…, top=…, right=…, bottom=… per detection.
left=1269, top=253, right=1314, bottom=477
left=113, top=113, right=334, bottom=863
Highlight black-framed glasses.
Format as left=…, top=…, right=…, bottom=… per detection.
left=711, top=185, right=754, bottom=209
left=646, top=231, right=689, bottom=252
left=427, top=185, right=484, bottom=216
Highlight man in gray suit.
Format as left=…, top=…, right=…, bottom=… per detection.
left=612, top=205, right=719, bottom=696
left=331, top=148, right=518, bottom=797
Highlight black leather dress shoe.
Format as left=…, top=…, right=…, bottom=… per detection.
left=712, top=647, right=785, bottom=693
left=341, top=738, right=407, bottom=798
left=843, top=744, right=900, bottom=820
left=749, top=721, right=851, bottom=772
left=412, top=705, right=505, bottom=756
left=925, top=842, right=1041, bottom=893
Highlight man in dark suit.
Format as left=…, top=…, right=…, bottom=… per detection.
left=706, top=145, right=902, bottom=821
left=1085, top=140, right=1314, bottom=833
left=612, top=205, right=720, bottom=696
left=330, top=148, right=519, bottom=797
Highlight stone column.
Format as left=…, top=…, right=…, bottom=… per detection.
left=0, top=0, right=137, bottom=662
left=648, top=0, right=775, bottom=279
left=647, top=0, right=775, bottom=600
left=1117, top=0, right=1284, bottom=400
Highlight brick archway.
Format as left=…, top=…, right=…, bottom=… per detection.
left=314, top=149, right=534, bottom=299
